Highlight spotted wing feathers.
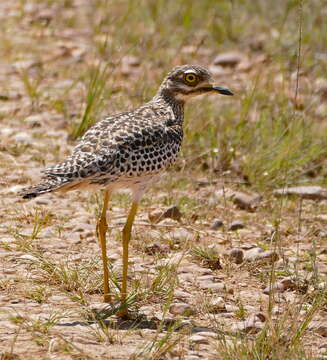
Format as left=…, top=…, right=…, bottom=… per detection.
left=20, top=101, right=183, bottom=199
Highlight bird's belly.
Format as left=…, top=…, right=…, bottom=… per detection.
left=115, top=173, right=158, bottom=187
left=88, top=140, right=181, bottom=193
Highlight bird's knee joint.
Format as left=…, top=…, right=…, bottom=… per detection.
left=97, top=217, right=108, bottom=230
left=122, top=225, right=131, bottom=237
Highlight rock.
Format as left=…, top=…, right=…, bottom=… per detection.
left=121, top=56, right=141, bottom=76
left=273, top=186, right=327, bottom=200
left=215, top=188, right=236, bottom=200
left=197, top=275, right=215, bottom=282
left=195, top=331, right=217, bottom=338
left=169, top=302, right=195, bottom=316
left=19, top=254, right=39, bottom=262
left=165, top=228, right=193, bottom=243
left=145, top=241, right=170, bottom=255
left=225, top=304, right=239, bottom=312
left=244, top=248, right=278, bottom=263
left=236, top=58, right=253, bottom=72
left=0, top=94, right=10, bottom=101
left=238, top=282, right=248, bottom=287
left=228, top=221, right=246, bottom=231
left=213, top=52, right=244, bottom=67
left=309, top=322, right=327, bottom=337
left=174, top=289, right=192, bottom=300
left=316, top=214, right=327, bottom=222
left=3, top=269, right=16, bottom=274
left=6, top=185, right=24, bottom=194
left=179, top=273, right=195, bottom=282
left=232, top=320, right=264, bottom=334
left=34, top=8, right=54, bottom=25
left=208, top=297, right=225, bottom=313
left=189, top=334, right=210, bottom=344
left=249, top=34, right=266, bottom=51
left=122, top=55, right=140, bottom=67
left=209, top=65, right=232, bottom=76
left=88, top=302, right=114, bottom=313
left=0, top=127, right=15, bottom=137
left=157, top=252, right=187, bottom=267
left=148, top=205, right=182, bottom=223
left=232, top=192, right=261, bottom=211
left=25, top=114, right=46, bottom=125
left=255, top=250, right=278, bottom=262
left=317, top=262, right=327, bottom=274
left=13, top=132, right=33, bottom=144
left=185, top=355, right=202, bottom=360
left=227, top=248, right=244, bottom=264
left=244, top=248, right=264, bottom=259
left=198, top=254, right=222, bottom=271
left=195, top=177, right=218, bottom=187
left=49, top=295, right=71, bottom=303
left=210, top=219, right=224, bottom=230
left=34, top=198, right=51, bottom=205
left=199, top=282, right=225, bottom=292
left=178, top=264, right=212, bottom=275
left=263, top=277, right=299, bottom=294
left=232, top=314, right=265, bottom=334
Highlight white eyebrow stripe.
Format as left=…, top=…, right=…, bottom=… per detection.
left=184, top=70, right=197, bottom=74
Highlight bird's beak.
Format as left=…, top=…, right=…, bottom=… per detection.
left=212, top=85, right=234, bottom=96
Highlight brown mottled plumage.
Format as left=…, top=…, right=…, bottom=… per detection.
left=20, top=65, right=232, bottom=200
left=20, top=65, right=233, bottom=312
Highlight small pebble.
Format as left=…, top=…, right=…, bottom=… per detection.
left=145, top=241, right=170, bottom=255
left=232, top=314, right=265, bottom=334
left=225, top=304, right=238, bottom=312
left=210, top=219, right=223, bottom=230
left=174, top=289, right=192, bottom=300
left=19, top=254, right=39, bottom=262
left=169, top=302, right=195, bottom=316
left=273, top=186, right=327, bottom=200
left=244, top=248, right=278, bottom=262
left=228, top=248, right=244, bottom=264
left=189, top=334, right=210, bottom=344
left=232, top=191, right=261, bottom=211
left=199, top=282, right=225, bottom=291
left=165, top=228, right=193, bottom=243
left=148, top=205, right=182, bottom=223
left=263, top=277, right=299, bottom=294
left=309, top=322, right=327, bottom=337
left=228, top=221, right=246, bottom=231
left=213, top=51, right=244, bottom=67
left=208, top=297, right=225, bottom=313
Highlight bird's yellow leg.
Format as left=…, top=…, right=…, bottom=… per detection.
left=96, top=190, right=111, bottom=303
left=121, top=201, right=138, bottom=306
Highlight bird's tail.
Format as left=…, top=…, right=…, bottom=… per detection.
left=19, top=176, right=69, bottom=199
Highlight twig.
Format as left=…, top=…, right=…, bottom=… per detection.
left=294, top=0, right=303, bottom=107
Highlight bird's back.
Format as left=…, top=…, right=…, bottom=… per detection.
left=21, top=99, right=183, bottom=198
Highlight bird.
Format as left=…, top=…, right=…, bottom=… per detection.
left=20, top=64, right=233, bottom=316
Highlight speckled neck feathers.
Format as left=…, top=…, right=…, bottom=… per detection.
left=150, top=90, right=185, bottom=125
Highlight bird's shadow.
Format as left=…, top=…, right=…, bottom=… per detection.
left=57, top=304, right=220, bottom=334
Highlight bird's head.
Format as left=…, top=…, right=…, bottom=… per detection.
left=158, top=64, right=233, bottom=102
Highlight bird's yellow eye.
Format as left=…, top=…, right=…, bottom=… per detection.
left=184, top=73, right=198, bottom=84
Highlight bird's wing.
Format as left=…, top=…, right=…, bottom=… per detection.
left=42, top=110, right=178, bottom=180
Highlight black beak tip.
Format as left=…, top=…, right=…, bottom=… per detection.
left=213, top=86, right=234, bottom=96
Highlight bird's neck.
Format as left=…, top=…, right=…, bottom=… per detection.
left=151, top=90, right=185, bottom=124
